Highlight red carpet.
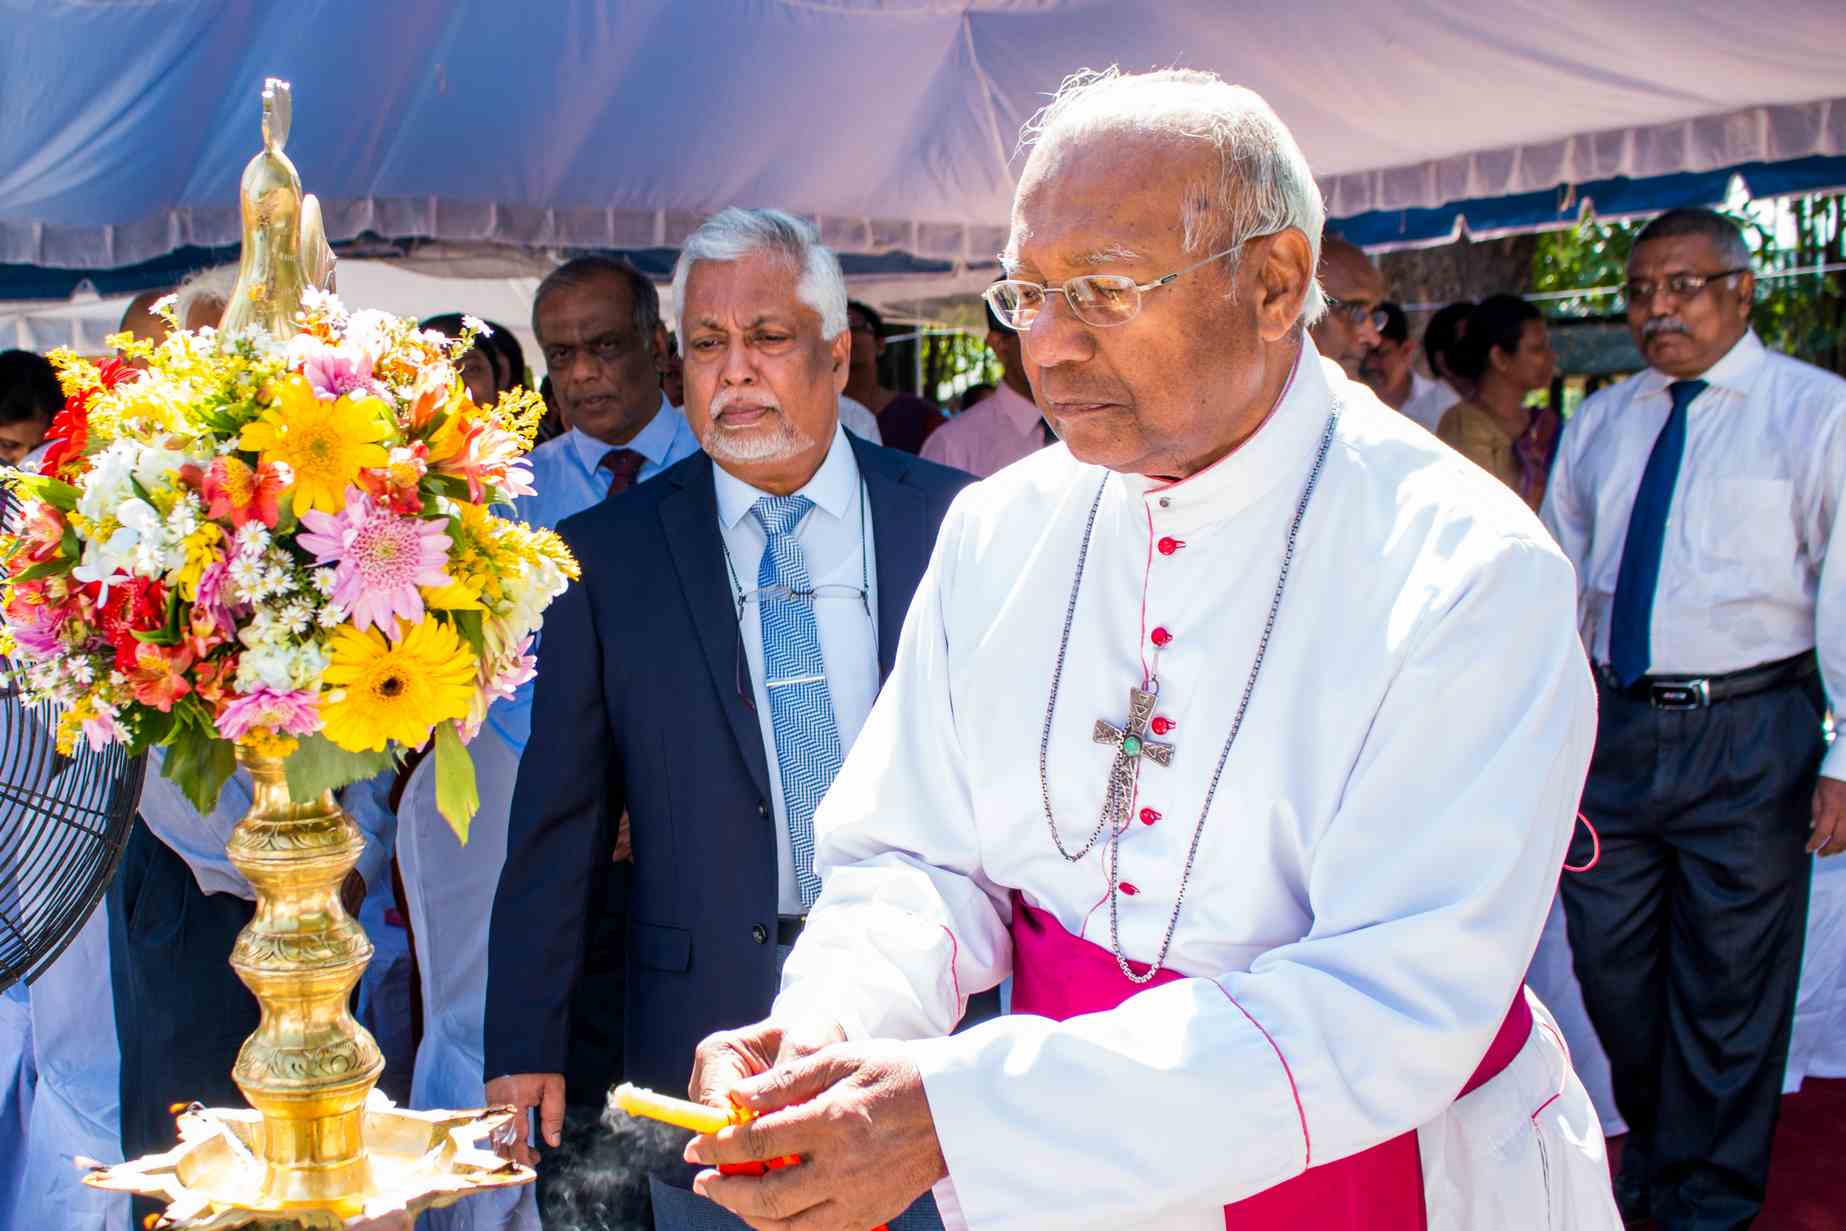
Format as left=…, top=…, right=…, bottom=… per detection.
left=1606, top=1078, right=1846, bottom=1230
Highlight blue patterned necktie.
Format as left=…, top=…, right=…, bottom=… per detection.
left=1608, top=378, right=1708, bottom=686
left=751, top=494, right=841, bottom=908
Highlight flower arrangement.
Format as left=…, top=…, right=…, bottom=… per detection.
left=0, top=294, right=576, bottom=838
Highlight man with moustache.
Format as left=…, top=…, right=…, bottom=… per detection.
left=486, top=209, right=970, bottom=1230
left=1545, top=207, right=1846, bottom=1231
left=684, top=69, right=1614, bottom=1231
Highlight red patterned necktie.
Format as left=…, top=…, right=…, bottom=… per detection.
left=598, top=447, right=645, bottom=497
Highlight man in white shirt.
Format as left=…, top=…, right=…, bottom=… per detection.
left=684, top=68, right=1615, bottom=1231
left=920, top=297, right=1052, bottom=477
left=484, top=210, right=970, bottom=1231
left=1399, top=300, right=1472, bottom=433
left=1543, top=207, right=1846, bottom=1231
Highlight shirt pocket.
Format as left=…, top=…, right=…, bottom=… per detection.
left=1688, top=478, right=1794, bottom=567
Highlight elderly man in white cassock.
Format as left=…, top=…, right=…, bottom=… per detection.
left=680, top=69, right=1621, bottom=1231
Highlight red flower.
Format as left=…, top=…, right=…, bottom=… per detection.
left=90, top=577, right=169, bottom=672
left=201, top=456, right=284, bottom=529
left=126, top=643, right=193, bottom=712
left=37, top=391, right=90, bottom=474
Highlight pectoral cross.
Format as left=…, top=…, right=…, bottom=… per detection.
left=1094, top=687, right=1175, bottom=789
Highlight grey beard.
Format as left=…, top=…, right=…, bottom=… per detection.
left=702, top=412, right=817, bottom=464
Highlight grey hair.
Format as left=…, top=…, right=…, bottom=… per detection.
left=1633, top=208, right=1753, bottom=271
left=1013, top=67, right=1328, bottom=325
left=176, top=264, right=237, bottom=328
left=671, top=208, right=849, bottom=339
left=532, top=255, right=662, bottom=342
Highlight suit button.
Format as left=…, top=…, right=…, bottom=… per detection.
left=752, top=924, right=769, bottom=945
left=757, top=800, right=770, bottom=818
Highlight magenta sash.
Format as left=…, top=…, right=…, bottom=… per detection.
left=1007, top=892, right=1532, bottom=1230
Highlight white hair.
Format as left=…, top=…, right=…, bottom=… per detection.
left=1013, top=67, right=1328, bottom=325
left=176, top=264, right=238, bottom=329
left=671, top=208, right=849, bottom=339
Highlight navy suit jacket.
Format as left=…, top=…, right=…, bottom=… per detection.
left=485, top=435, right=974, bottom=1099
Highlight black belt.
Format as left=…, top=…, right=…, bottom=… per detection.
left=776, top=915, right=806, bottom=946
left=1596, top=651, right=1817, bottom=711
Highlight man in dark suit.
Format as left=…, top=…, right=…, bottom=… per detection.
left=485, top=209, right=974, bottom=1230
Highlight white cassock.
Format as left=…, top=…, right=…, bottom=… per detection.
left=774, top=340, right=1620, bottom=1231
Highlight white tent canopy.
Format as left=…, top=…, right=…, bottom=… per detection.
left=4, top=0, right=1841, bottom=277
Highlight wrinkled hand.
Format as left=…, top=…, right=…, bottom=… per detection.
left=1810, top=776, right=1846, bottom=856
left=483, top=1072, right=564, bottom=1167
left=685, top=1042, right=946, bottom=1230
left=688, top=1017, right=846, bottom=1107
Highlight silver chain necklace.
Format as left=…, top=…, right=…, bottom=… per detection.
left=1039, top=408, right=1340, bottom=983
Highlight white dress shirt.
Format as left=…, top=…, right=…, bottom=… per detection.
left=1398, top=370, right=1460, bottom=432
left=919, top=381, right=1048, bottom=477
left=511, top=397, right=701, bottom=542
left=837, top=395, right=884, bottom=444
left=773, top=342, right=1612, bottom=1229
left=713, top=424, right=881, bottom=914
left=1542, top=331, right=1846, bottom=778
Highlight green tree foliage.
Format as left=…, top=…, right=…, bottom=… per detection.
left=1532, top=191, right=1845, bottom=373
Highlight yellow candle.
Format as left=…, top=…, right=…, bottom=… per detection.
left=611, top=1083, right=744, bottom=1135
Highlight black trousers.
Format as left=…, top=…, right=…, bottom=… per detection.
left=107, top=817, right=260, bottom=1228
left=1560, top=674, right=1821, bottom=1231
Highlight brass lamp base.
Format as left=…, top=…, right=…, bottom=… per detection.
left=84, top=1098, right=534, bottom=1229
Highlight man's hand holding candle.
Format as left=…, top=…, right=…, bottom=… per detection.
left=683, top=1035, right=948, bottom=1231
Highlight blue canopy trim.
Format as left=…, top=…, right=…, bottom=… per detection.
left=1332, top=155, right=1846, bottom=250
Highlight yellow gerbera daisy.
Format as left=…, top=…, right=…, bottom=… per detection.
left=239, top=376, right=391, bottom=514
left=319, top=616, right=477, bottom=753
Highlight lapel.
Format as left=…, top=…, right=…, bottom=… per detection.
left=657, top=455, right=774, bottom=805
left=850, top=434, right=927, bottom=681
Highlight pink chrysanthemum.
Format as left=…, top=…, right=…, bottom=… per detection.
left=297, top=487, right=452, bottom=636
left=289, top=336, right=381, bottom=402
left=215, top=688, right=322, bottom=742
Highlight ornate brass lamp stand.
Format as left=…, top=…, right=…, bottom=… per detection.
left=82, top=83, right=533, bottom=1229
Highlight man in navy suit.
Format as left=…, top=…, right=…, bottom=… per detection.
left=484, top=209, right=974, bottom=1230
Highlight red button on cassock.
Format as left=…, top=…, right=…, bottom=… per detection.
left=1139, top=807, right=1160, bottom=826
left=1120, top=882, right=1140, bottom=896
left=1157, top=536, right=1184, bottom=556
left=1151, top=717, right=1174, bottom=736
left=1150, top=626, right=1172, bottom=648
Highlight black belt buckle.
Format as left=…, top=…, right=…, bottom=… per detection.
left=1650, top=679, right=1710, bottom=710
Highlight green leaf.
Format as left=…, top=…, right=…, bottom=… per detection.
left=450, top=608, right=485, bottom=659
left=11, top=474, right=78, bottom=511
left=128, top=473, right=155, bottom=506
left=283, top=734, right=395, bottom=802
left=160, top=728, right=237, bottom=815
left=272, top=490, right=298, bottom=537
left=60, top=523, right=79, bottom=560
left=10, top=558, right=72, bottom=583
left=131, top=587, right=184, bottom=646
left=431, top=721, right=478, bottom=845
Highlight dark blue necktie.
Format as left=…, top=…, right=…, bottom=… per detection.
left=1608, top=379, right=1707, bottom=686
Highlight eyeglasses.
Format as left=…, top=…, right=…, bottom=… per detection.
left=984, top=244, right=1247, bottom=331
left=733, top=584, right=872, bottom=712
left=1622, top=269, right=1749, bottom=305
left=1332, top=302, right=1388, bottom=331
